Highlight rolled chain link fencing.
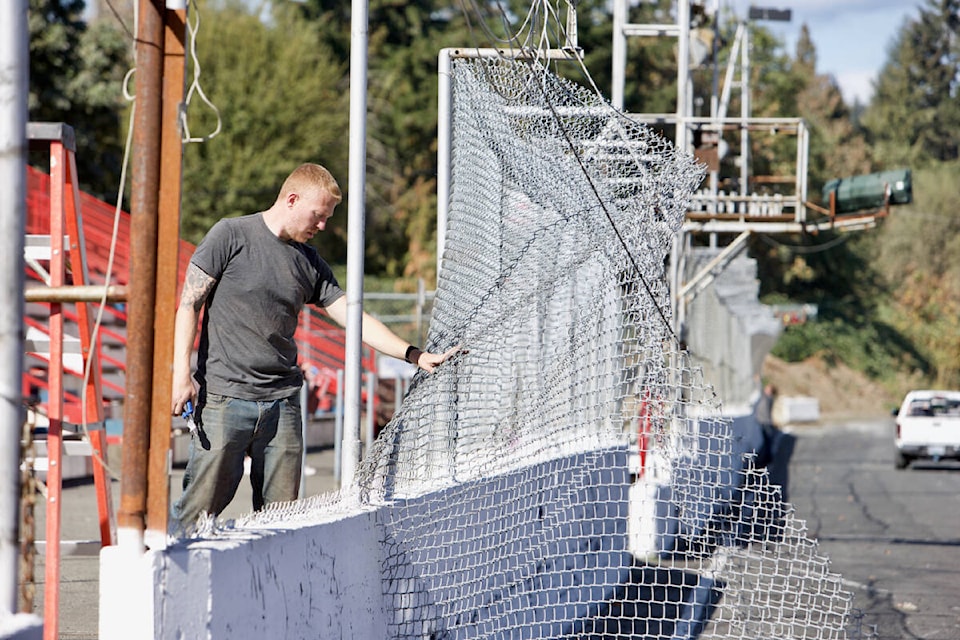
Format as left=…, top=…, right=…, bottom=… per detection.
left=224, top=57, right=872, bottom=640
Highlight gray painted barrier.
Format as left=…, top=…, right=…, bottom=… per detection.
left=101, top=416, right=780, bottom=639
left=379, top=448, right=632, bottom=638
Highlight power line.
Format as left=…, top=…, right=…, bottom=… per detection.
left=101, top=0, right=134, bottom=39
left=756, top=231, right=850, bottom=254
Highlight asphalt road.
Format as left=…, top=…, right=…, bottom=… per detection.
left=24, top=417, right=960, bottom=639
left=780, top=418, right=960, bottom=640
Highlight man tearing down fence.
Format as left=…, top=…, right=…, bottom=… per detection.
left=169, top=162, right=455, bottom=533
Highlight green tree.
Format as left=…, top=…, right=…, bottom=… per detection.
left=862, top=0, right=960, bottom=167
left=67, top=19, right=131, bottom=198
left=792, top=24, right=872, bottom=194
left=28, top=0, right=85, bottom=116
left=179, top=0, right=349, bottom=263
left=868, top=161, right=960, bottom=385
left=295, top=0, right=476, bottom=282
left=28, top=0, right=130, bottom=200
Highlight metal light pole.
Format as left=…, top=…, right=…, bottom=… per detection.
left=340, top=0, right=370, bottom=488
left=0, top=0, right=28, bottom=616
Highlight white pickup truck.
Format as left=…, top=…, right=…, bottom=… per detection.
left=893, top=390, right=960, bottom=469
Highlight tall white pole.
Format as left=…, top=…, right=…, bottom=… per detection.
left=299, top=381, right=308, bottom=498
left=676, top=0, right=690, bottom=152
left=341, top=0, right=369, bottom=488
left=672, top=1, right=691, bottom=337
left=740, top=26, right=751, bottom=208
left=0, top=0, right=29, bottom=615
left=611, top=0, right=626, bottom=110
left=437, top=49, right=452, bottom=278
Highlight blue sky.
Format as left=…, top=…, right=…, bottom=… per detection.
left=728, top=0, right=923, bottom=104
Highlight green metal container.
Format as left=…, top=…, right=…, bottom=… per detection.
left=821, top=168, right=912, bottom=214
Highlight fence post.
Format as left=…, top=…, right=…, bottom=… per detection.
left=299, top=381, right=308, bottom=499
left=365, top=371, right=376, bottom=455
left=417, top=278, right=426, bottom=347
left=334, top=369, right=344, bottom=484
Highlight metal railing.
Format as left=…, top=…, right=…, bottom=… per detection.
left=362, top=281, right=436, bottom=347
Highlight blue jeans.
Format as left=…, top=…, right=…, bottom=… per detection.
left=171, top=391, right=303, bottom=530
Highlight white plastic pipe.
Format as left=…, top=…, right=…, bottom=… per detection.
left=365, top=372, right=375, bottom=454
left=741, top=26, right=751, bottom=205
left=676, top=0, right=690, bottom=152
left=611, top=0, right=626, bottom=110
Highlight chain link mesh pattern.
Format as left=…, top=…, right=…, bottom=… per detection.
left=232, top=57, right=867, bottom=639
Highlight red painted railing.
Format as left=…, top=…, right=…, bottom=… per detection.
left=25, top=165, right=371, bottom=419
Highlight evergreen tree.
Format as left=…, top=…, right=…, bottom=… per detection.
left=863, top=0, right=960, bottom=167
left=792, top=24, right=871, bottom=193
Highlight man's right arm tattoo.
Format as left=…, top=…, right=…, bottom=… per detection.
left=181, top=264, right=217, bottom=313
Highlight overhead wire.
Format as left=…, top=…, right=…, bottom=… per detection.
left=101, top=0, right=134, bottom=39
left=459, top=0, right=561, bottom=65
left=756, top=231, right=851, bottom=254
left=458, top=0, right=525, bottom=48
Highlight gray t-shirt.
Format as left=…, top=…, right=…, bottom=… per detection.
left=192, top=213, right=344, bottom=400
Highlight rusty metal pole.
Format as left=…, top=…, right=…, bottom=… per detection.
left=145, top=5, right=187, bottom=550
left=119, top=0, right=164, bottom=551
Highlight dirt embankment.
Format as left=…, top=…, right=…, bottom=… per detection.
left=761, top=355, right=901, bottom=420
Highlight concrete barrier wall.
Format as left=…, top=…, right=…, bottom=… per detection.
left=684, top=251, right=781, bottom=408
left=101, top=509, right=388, bottom=639
left=378, top=448, right=632, bottom=639
left=100, top=448, right=632, bottom=639
left=99, top=414, right=790, bottom=640
left=0, top=614, right=42, bottom=640
left=99, top=421, right=782, bottom=640
left=775, top=396, right=820, bottom=424
left=651, top=412, right=765, bottom=553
